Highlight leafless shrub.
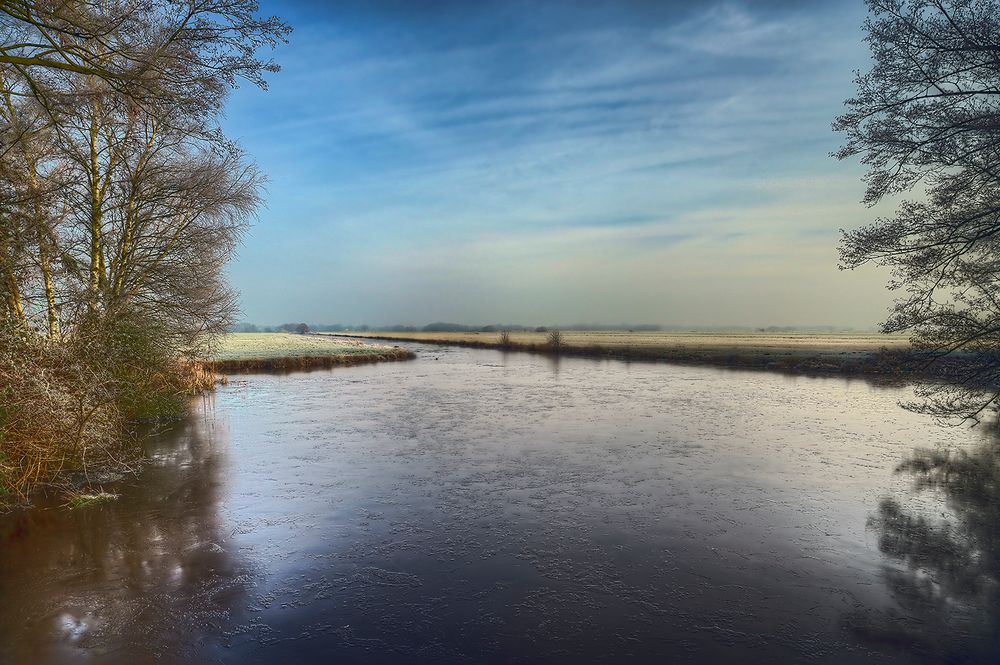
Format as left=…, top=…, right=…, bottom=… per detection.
left=547, top=328, right=563, bottom=351
left=498, top=329, right=512, bottom=348
left=0, top=327, right=130, bottom=504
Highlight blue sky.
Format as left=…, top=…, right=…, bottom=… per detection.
left=223, top=0, right=893, bottom=328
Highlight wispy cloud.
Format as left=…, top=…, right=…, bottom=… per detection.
left=226, top=0, right=887, bottom=327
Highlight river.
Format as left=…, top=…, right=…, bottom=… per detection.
left=1, top=342, right=997, bottom=663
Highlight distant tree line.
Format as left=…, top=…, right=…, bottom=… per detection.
left=231, top=322, right=869, bottom=335
left=231, top=322, right=668, bottom=333
left=0, top=1, right=288, bottom=501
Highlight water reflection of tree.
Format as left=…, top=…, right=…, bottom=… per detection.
left=844, top=423, right=1000, bottom=662
left=0, top=413, right=254, bottom=665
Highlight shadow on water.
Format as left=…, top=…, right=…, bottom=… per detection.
left=546, top=352, right=561, bottom=376
left=0, top=406, right=255, bottom=665
left=843, top=421, right=1000, bottom=663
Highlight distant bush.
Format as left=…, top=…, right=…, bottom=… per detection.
left=547, top=329, right=563, bottom=350
left=277, top=322, right=311, bottom=334
left=535, top=326, right=548, bottom=333
left=498, top=330, right=512, bottom=348
left=423, top=322, right=472, bottom=332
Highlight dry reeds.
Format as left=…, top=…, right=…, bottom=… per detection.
left=203, top=347, right=416, bottom=374
left=177, top=360, right=223, bottom=393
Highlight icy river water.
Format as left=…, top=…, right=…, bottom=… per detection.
left=1, top=342, right=998, bottom=664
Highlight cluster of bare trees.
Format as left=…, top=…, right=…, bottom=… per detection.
left=1, top=0, right=288, bottom=349
left=0, top=1, right=288, bottom=499
left=837, top=0, right=1000, bottom=422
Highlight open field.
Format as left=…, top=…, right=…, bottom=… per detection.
left=333, top=330, right=909, bottom=353
left=332, top=330, right=915, bottom=379
left=206, top=333, right=415, bottom=373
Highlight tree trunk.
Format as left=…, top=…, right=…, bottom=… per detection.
left=0, top=240, right=27, bottom=328
left=37, top=230, right=59, bottom=337
left=25, top=160, right=59, bottom=338
left=87, top=111, right=103, bottom=314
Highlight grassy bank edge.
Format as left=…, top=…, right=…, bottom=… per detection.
left=202, top=346, right=416, bottom=373
left=334, top=332, right=920, bottom=382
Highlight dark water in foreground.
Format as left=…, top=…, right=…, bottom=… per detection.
left=1, top=344, right=998, bottom=664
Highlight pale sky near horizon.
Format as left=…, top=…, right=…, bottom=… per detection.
left=222, top=0, right=898, bottom=329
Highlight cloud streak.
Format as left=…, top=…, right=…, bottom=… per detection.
left=225, top=0, right=890, bottom=327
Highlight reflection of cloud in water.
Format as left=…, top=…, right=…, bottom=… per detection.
left=0, top=414, right=255, bottom=665
left=844, top=422, right=1000, bottom=662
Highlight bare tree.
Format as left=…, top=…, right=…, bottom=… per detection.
left=0, top=1, right=289, bottom=104
left=1, top=0, right=283, bottom=344
left=835, top=0, right=1000, bottom=422
left=0, top=108, right=67, bottom=335
left=0, top=1, right=287, bottom=498
left=497, top=329, right=512, bottom=348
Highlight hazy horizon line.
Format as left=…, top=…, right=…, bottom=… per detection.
left=234, top=321, right=882, bottom=332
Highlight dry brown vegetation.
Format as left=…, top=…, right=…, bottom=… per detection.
left=0, top=323, right=210, bottom=504
left=205, top=349, right=415, bottom=374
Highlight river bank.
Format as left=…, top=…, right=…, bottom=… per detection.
left=0, top=333, right=414, bottom=509
left=205, top=332, right=415, bottom=373
left=331, top=330, right=916, bottom=380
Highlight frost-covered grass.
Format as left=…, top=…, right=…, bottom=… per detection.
left=65, top=491, right=119, bottom=509
left=211, top=333, right=393, bottom=361
left=339, top=330, right=909, bottom=354
left=331, top=329, right=915, bottom=378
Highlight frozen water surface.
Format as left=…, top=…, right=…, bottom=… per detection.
left=1, top=343, right=998, bottom=663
